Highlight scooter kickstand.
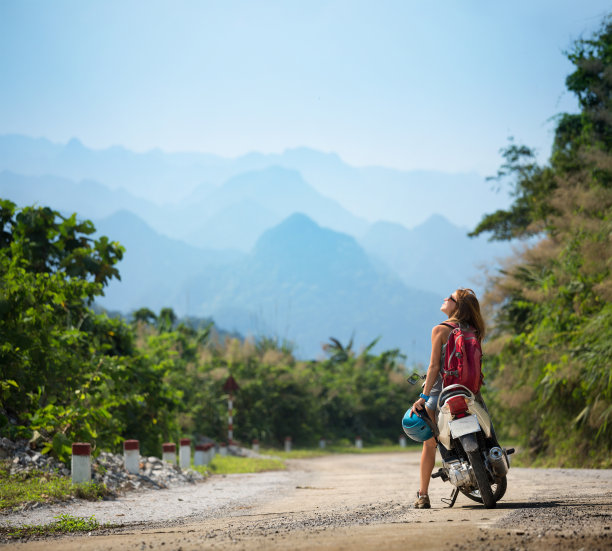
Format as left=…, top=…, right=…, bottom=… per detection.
left=440, top=487, right=459, bottom=508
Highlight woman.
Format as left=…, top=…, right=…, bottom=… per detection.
left=410, top=288, right=485, bottom=509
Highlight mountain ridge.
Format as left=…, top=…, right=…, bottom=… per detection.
left=0, top=133, right=510, bottom=229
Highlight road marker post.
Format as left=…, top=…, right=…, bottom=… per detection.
left=319, top=438, right=326, bottom=449
left=123, top=439, right=140, bottom=474
left=399, top=435, right=407, bottom=448
left=71, top=443, right=91, bottom=484
left=162, top=442, right=176, bottom=464
left=194, top=444, right=206, bottom=466
left=284, top=436, right=292, bottom=453
left=179, top=438, right=191, bottom=469
left=355, top=436, right=363, bottom=449
left=252, top=439, right=259, bottom=453
left=204, top=443, right=214, bottom=464
left=219, top=442, right=228, bottom=456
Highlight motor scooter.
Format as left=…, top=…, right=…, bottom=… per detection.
left=426, top=384, right=514, bottom=508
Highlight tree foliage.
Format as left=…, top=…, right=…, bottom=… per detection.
left=474, top=18, right=612, bottom=467
left=0, top=202, right=416, bottom=461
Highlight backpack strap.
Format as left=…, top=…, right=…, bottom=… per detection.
left=439, top=322, right=459, bottom=376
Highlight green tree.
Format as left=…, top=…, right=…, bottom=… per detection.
left=472, top=17, right=612, bottom=467
left=131, top=307, right=157, bottom=325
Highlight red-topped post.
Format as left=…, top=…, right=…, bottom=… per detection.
left=179, top=438, right=191, bottom=469
left=194, top=444, right=206, bottom=466
left=162, top=442, right=176, bottom=464
left=204, top=443, right=215, bottom=463
left=123, top=439, right=140, bottom=474
left=71, top=442, right=91, bottom=484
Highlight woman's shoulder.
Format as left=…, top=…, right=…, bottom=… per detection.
left=431, top=321, right=454, bottom=338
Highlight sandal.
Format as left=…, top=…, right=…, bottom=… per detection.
left=414, top=491, right=431, bottom=509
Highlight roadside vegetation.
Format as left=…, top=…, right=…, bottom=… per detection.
left=0, top=201, right=418, bottom=463
left=0, top=461, right=107, bottom=512
left=196, top=455, right=286, bottom=475
left=0, top=514, right=107, bottom=539
left=472, top=18, right=612, bottom=467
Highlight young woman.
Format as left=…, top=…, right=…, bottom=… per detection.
left=410, top=288, right=485, bottom=509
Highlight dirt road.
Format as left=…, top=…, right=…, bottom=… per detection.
left=2, top=452, right=611, bottom=550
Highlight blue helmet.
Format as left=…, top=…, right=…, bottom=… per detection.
left=402, top=408, right=434, bottom=442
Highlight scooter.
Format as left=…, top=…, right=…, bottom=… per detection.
left=427, top=384, right=514, bottom=508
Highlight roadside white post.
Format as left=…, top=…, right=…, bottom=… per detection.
left=219, top=442, right=228, bottom=456
left=355, top=436, right=363, bottom=449
left=123, top=439, right=140, bottom=474
left=284, top=436, right=292, bottom=453
left=204, top=443, right=214, bottom=464
left=179, top=438, right=191, bottom=469
left=162, top=442, right=176, bottom=464
left=319, top=438, right=326, bottom=449
left=252, top=439, right=260, bottom=453
left=194, top=444, right=206, bottom=466
left=399, top=435, right=407, bottom=448
left=71, top=442, right=91, bottom=484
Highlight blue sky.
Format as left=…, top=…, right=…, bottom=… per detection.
left=0, top=1, right=610, bottom=175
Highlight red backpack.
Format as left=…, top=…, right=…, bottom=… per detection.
left=440, top=322, right=483, bottom=393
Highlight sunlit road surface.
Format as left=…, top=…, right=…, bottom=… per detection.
left=2, top=452, right=611, bottom=550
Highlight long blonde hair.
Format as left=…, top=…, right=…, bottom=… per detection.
left=448, top=288, right=485, bottom=343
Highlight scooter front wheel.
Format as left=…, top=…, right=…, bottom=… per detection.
left=459, top=475, right=507, bottom=504
left=466, top=450, right=496, bottom=508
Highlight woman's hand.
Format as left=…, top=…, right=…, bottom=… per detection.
left=411, top=397, right=426, bottom=415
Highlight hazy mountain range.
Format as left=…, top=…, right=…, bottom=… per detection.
left=0, top=134, right=513, bottom=359
left=0, top=134, right=511, bottom=229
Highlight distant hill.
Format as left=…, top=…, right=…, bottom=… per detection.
left=179, top=213, right=443, bottom=359
left=226, top=147, right=512, bottom=229
left=0, top=164, right=369, bottom=252
left=0, top=170, right=163, bottom=223
left=359, top=214, right=511, bottom=295
left=94, top=210, right=243, bottom=314
left=185, top=199, right=282, bottom=252
left=182, top=166, right=368, bottom=250
left=0, top=134, right=217, bottom=204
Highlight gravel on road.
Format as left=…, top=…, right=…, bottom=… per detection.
left=1, top=452, right=611, bottom=551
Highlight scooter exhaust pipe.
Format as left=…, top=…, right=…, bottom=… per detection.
left=488, top=447, right=509, bottom=477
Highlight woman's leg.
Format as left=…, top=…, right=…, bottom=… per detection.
left=419, top=405, right=437, bottom=495
left=419, top=436, right=437, bottom=495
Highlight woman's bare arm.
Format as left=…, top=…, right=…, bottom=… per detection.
left=411, top=324, right=451, bottom=413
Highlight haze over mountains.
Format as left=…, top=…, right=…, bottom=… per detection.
left=0, top=134, right=512, bottom=359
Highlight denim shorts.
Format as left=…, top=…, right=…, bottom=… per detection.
left=425, top=393, right=439, bottom=411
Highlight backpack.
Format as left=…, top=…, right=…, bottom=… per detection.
left=440, top=322, right=483, bottom=393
